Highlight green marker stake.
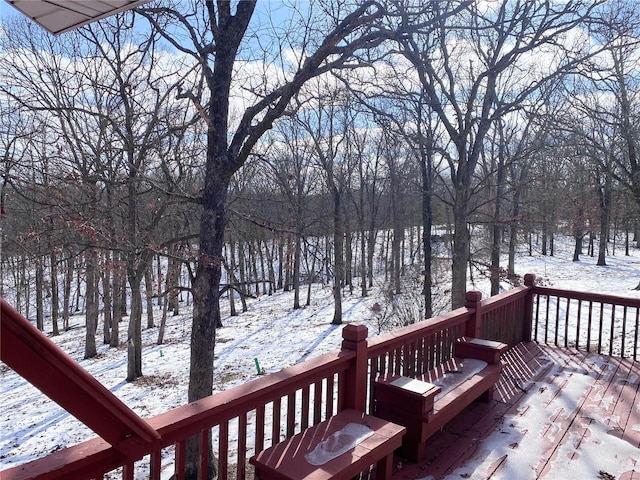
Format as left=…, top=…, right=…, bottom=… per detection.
left=254, top=357, right=261, bottom=375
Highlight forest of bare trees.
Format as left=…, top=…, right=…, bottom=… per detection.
left=1, top=0, right=639, bottom=476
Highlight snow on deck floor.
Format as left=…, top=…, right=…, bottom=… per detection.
left=391, top=342, right=640, bottom=480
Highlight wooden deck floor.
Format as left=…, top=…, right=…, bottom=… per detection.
left=389, top=342, right=640, bottom=480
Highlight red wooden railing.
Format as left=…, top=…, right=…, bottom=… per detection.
left=478, top=273, right=536, bottom=347
left=2, top=272, right=638, bottom=479
left=2, top=296, right=363, bottom=479
left=365, top=303, right=473, bottom=411
left=530, top=283, right=640, bottom=360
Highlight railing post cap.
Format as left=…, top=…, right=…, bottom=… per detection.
left=524, top=273, right=536, bottom=286
left=465, top=290, right=482, bottom=303
left=342, top=323, right=368, bottom=342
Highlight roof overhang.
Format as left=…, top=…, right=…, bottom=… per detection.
left=4, top=0, right=153, bottom=35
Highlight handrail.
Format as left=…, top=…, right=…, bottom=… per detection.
left=481, top=285, right=531, bottom=311
left=367, top=307, right=472, bottom=357
left=530, top=285, right=640, bottom=360
left=1, top=315, right=356, bottom=479
left=148, top=349, right=355, bottom=443
left=0, top=297, right=160, bottom=458
left=532, top=286, right=640, bottom=307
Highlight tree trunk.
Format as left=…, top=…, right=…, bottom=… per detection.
left=360, top=229, right=367, bottom=297
left=145, top=265, right=154, bottom=328
left=293, top=232, right=302, bottom=309
left=344, top=214, right=353, bottom=294
left=111, top=264, right=122, bottom=348
left=507, top=189, right=521, bottom=276
left=420, top=147, right=433, bottom=319
left=84, top=250, right=98, bottom=359
left=120, top=279, right=128, bottom=317
left=367, top=224, right=376, bottom=289
left=250, top=242, right=259, bottom=296
left=267, top=240, right=277, bottom=295
left=167, top=245, right=181, bottom=315
left=186, top=171, right=230, bottom=479
left=573, top=202, right=584, bottom=262
left=257, top=240, right=268, bottom=295
left=284, top=236, right=292, bottom=292
left=597, top=182, right=612, bottom=266
left=573, top=233, right=583, bottom=262
left=390, top=159, right=403, bottom=295
left=228, top=241, right=237, bottom=316
left=102, top=253, right=112, bottom=344
left=63, top=255, right=72, bottom=331
left=238, top=240, right=247, bottom=298
left=50, top=251, right=60, bottom=336
left=306, top=240, right=317, bottom=307
left=126, top=275, right=143, bottom=381
left=156, top=254, right=163, bottom=309
left=158, top=290, right=169, bottom=345
left=277, top=237, right=284, bottom=290
left=451, top=190, right=471, bottom=309
left=332, top=187, right=344, bottom=325
left=35, top=257, right=44, bottom=331
left=490, top=135, right=506, bottom=296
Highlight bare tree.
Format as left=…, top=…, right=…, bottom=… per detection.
left=293, top=81, right=351, bottom=324
left=390, top=0, right=606, bottom=307
left=263, top=117, right=320, bottom=309
left=564, top=0, right=639, bottom=270
left=137, top=1, right=397, bottom=476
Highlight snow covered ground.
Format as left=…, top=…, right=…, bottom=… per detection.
left=2, top=236, right=640, bottom=476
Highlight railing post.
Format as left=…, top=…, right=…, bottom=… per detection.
left=341, top=324, right=368, bottom=412
left=523, top=273, right=536, bottom=341
left=464, top=291, right=483, bottom=338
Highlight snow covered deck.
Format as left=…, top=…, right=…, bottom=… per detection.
left=391, top=342, right=640, bottom=480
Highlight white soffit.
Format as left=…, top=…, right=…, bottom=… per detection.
left=4, top=0, right=153, bottom=35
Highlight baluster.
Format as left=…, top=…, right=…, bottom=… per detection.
left=621, top=306, right=628, bottom=358
left=301, top=384, right=310, bottom=430
left=150, top=450, right=162, bottom=480
left=575, top=299, right=582, bottom=350
left=219, top=421, right=229, bottom=479
left=598, top=303, right=605, bottom=354
left=634, top=308, right=639, bottom=361
left=199, top=429, right=209, bottom=480
left=271, top=397, right=281, bottom=446
left=122, top=462, right=134, bottom=480
left=325, top=375, right=335, bottom=418
left=238, top=414, right=247, bottom=480
left=586, top=301, right=593, bottom=352
left=255, top=405, right=265, bottom=455
left=609, top=305, right=616, bottom=356
left=286, top=392, right=296, bottom=436
left=175, top=439, right=186, bottom=479
left=534, top=293, right=541, bottom=342
left=544, top=295, right=551, bottom=345
left=313, top=380, right=323, bottom=425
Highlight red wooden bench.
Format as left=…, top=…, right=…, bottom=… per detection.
left=374, top=337, right=508, bottom=461
left=249, top=409, right=406, bottom=479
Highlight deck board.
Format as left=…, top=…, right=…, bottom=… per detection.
left=390, top=342, right=640, bottom=480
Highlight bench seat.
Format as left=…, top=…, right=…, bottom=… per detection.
left=249, top=409, right=406, bottom=480
left=374, top=337, right=508, bottom=461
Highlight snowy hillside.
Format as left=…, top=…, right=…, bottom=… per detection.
left=2, top=236, right=640, bottom=472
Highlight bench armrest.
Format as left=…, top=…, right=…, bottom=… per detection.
left=454, top=337, right=508, bottom=364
